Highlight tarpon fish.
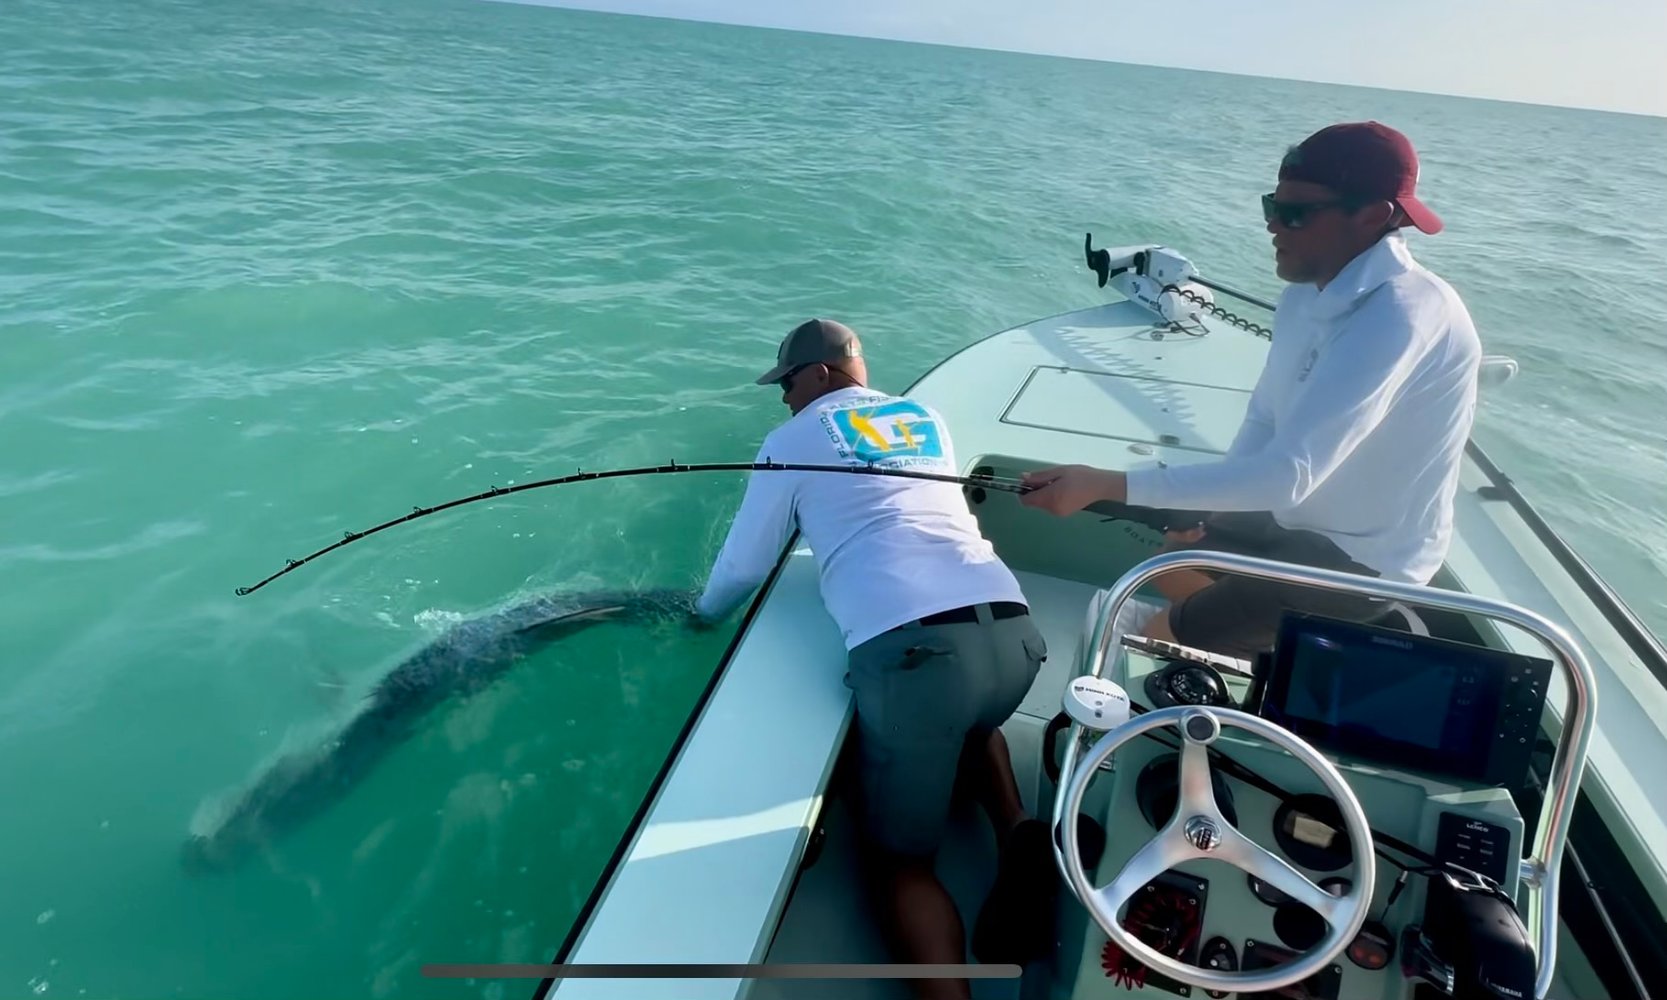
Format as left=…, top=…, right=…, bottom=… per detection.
left=182, top=587, right=698, bottom=873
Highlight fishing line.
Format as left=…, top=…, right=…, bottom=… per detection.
left=233, top=460, right=1203, bottom=596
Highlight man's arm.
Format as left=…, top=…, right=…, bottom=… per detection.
left=694, top=451, right=797, bottom=624
left=1020, top=300, right=1282, bottom=516
left=1021, top=291, right=1429, bottom=516
left=1124, top=291, right=1428, bottom=512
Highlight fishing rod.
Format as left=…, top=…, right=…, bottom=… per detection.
left=234, top=460, right=1211, bottom=596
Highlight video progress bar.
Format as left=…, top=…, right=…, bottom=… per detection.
left=422, top=964, right=1021, bottom=980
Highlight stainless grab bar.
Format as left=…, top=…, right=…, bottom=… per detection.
left=1048, top=550, right=1597, bottom=1000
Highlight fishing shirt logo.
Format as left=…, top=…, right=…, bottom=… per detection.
left=820, top=398, right=945, bottom=469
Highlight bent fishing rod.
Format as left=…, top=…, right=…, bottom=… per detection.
left=233, top=460, right=1209, bottom=596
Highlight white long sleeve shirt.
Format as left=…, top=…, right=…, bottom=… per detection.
left=1125, top=233, right=1480, bottom=584
left=695, top=387, right=1026, bottom=649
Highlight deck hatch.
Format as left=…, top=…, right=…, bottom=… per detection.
left=1000, top=365, right=1250, bottom=454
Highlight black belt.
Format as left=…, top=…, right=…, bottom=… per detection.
left=902, top=601, right=1029, bottom=629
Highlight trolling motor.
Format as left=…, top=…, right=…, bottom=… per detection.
left=1083, top=233, right=1216, bottom=325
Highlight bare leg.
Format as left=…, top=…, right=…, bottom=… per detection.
left=1154, top=568, right=1215, bottom=604
left=968, top=730, right=1058, bottom=967
left=1154, top=525, right=1217, bottom=604
left=1143, top=611, right=1178, bottom=643
left=860, top=846, right=972, bottom=1000
left=847, top=720, right=973, bottom=1000
left=960, top=729, right=1028, bottom=848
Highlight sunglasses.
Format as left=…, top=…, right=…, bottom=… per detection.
left=1262, top=193, right=1352, bottom=230
left=775, top=363, right=813, bottom=390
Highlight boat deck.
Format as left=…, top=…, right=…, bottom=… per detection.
left=754, top=570, right=1105, bottom=1000
left=754, top=560, right=1599, bottom=1000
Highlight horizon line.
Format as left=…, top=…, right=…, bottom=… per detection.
left=487, top=0, right=1666, bottom=121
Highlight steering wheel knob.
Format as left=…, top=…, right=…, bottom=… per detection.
left=1183, top=709, right=1221, bottom=745
left=1184, top=815, right=1223, bottom=852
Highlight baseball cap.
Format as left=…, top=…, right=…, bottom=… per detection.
left=755, top=318, right=862, bottom=385
left=1279, top=121, right=1443, bottom=235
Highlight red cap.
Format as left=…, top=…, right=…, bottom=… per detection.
left=1278, top=121, right=1443, bottom=235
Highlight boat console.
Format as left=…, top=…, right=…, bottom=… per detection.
left=1048, top=551, right=1594, bottom=1000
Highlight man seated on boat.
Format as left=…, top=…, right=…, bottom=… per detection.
left=1022, top=121, right=1482, bottom=659
left=694, top=318, right=1057, bottom=996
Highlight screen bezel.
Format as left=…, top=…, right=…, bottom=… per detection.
left=1257, top=613, right=1549, bottom=785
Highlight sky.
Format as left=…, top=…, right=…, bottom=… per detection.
left=515, top=0, right=1667, bottom=117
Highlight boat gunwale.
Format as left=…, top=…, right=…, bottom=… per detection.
left=533, top=528, right=802, bottom=997
left=1462, top=438, right=1667, bottom=688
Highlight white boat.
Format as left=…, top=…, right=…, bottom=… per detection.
left=539, top=239, right=1667, bottom=1000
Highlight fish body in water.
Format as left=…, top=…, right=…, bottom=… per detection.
left=182, top=587, right=698, bottom=872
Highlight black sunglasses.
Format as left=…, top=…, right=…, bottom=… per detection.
left=1262, top=193, right=1352, bottom=230
left=775, top=363, right=813, bottom=390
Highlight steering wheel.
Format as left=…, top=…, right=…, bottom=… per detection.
left=1057, top=705, right=1375, bottom=995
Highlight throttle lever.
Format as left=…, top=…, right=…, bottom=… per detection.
left=1399, top=926, right=1456, bottom=995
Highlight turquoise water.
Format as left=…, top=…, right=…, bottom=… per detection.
left=3, top=0, right=1665, bottom=996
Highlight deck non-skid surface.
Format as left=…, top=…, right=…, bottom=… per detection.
left=753, top=796, right=1021, bottom=1000
left=754, top=570, right=1102, bottom=1000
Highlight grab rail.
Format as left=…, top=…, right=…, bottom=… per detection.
left=1465, top=440, right=1667, bottom=687
left=1189, top=274, right=1279, bottom=312
left=1050, top=550, right=1598, bottom=1000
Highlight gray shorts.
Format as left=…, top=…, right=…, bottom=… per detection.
left=844, top=603, right=1047, bottom=858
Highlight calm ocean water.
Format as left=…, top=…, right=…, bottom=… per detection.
left=3, top=0, right=1664, bottom=995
